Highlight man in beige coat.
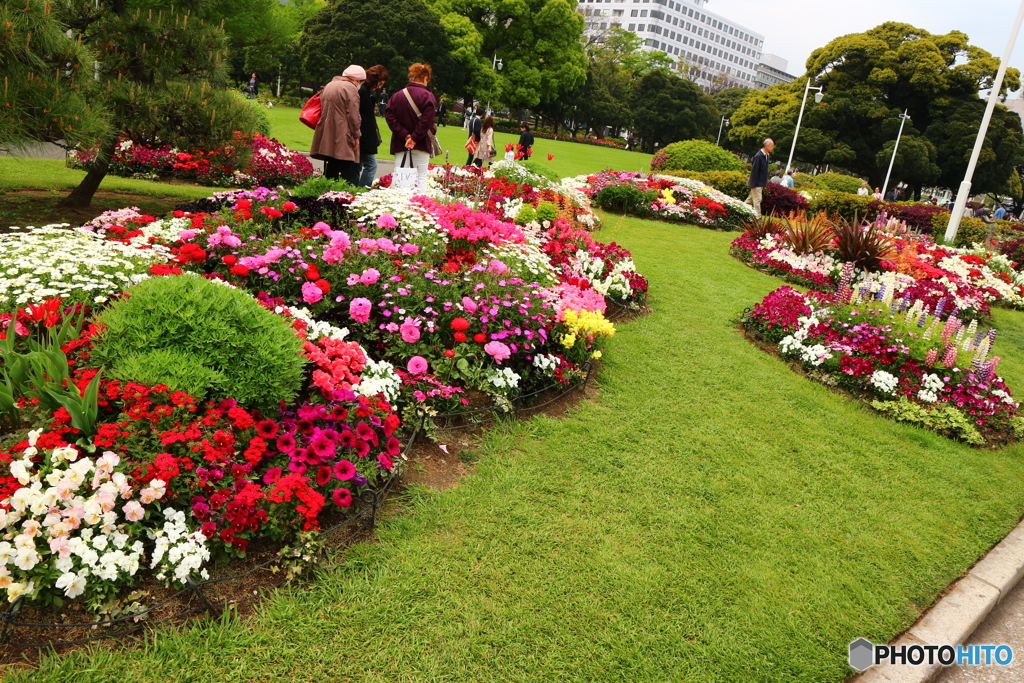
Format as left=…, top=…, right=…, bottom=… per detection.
left=311, top=65, right=364, bottom=185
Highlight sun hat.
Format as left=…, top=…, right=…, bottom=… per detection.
left=342, top=65, right=366, bottom=80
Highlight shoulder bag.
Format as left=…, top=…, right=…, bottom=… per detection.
left=402, top=88, right=443, bottom=158
left=299, top=90, right=323, bottom=130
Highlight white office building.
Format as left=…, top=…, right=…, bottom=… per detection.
left=578, top=0, right=766, bottom=88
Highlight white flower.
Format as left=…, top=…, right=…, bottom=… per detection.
left=870, top=370, right=899, bottom=395
left=55, top=571, right=87, bottom=599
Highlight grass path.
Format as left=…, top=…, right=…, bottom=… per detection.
left=17, top=215, right=1024, bottom=682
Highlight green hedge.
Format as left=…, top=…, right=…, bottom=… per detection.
left=651, top=140, right=745, bottom=173
left=807, top=191, right=874, bottom=221
left=659, top=170, right=748, bottom=199
left=812, top=173, right=864, bottom=194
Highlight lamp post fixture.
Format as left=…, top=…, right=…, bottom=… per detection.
left=717, top=117, right=730, bottom=146
left=881, top=109, right=911, bottom=201
left=486, top=54, right=504, bottom=117
left=945, top=0, right=1024, bottom=243
left=785, top=80, right=823, bottom=177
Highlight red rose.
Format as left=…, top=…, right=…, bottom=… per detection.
left=223, top=255, right=238, bottom=266
left=315, top=279, right=330, bottom=293
left=473, top=333, right=486, bottom=343
left=453, top=331, right=467, bottom=343
left=282, top=201, right=297, bottom=212
left=443, top=349, right=455, bottom=357
left=450, top=317, right=470, bottom=331
left=230, top=264, right=250, bottom=276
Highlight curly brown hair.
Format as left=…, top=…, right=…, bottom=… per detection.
left=408, top=62, right=432, bottom=82
left=365, top=64, right=389, bottom=89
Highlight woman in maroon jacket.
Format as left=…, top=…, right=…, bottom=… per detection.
left=384, top=63, right=437, bottom=192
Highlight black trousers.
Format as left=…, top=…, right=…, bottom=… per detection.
left=324, top=158, right=361, bottom=185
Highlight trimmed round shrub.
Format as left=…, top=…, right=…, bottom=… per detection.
left=929, top=213, right=991, bottom=247
left=91, top=274, right=306, bottom=410
left=811, top=173, right=864, bottom=194
left=808, top=191, right=874, bottom=222
left=761, top=183, right=809, bottom=216
left=594, top=184, right=656, bottom=216
left=650, top=140, right=744, bottom=173
left=659, top=170, right=748, bottom=199
left=793, top=173, right=819, bottom=190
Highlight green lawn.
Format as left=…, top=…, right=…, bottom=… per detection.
left=0, top=157, right=217, bottom=230
left=262, top=104, right=653, bottom=178
left=17, top=214, right=1024, bottom=682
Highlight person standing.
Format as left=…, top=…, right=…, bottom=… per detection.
left=872, top=187, right=883, bottom=200
left=745, top=138, right=773, bottom=217
left=436, top=99, right=447, bottom=127
left=474, top=116, right=495, bottom=167
left=783, top=169, right=795, bottom=189
left=310, top=65, right=364, bottom=185
left=995, top=204, right=1008, bottom=220
left=357, top=65, right=389, bottom=188
left=769, top=170, right=784, bottom=186
left=465, top=107, right=483, bottom=166
left=384, top=62, right=438, bottom=192
left=248, top=73, right=259, bottom=99
left=378, top=88, right=389, bottom=117
left=518, top=123, right=535, bottom=159
left=857, top=181, right=870, bottom=196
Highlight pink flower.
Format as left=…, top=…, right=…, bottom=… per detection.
left=179, top=229, right=196, bottom=241
left=334, top=460, right=356, bottom=480
left=359, top=268, right=380, bottom=285
left=377, top=453, right=394, bottom=471
left=302, top=281, right=324, bottom=304
left=484, top=341, right=512, bottom=363
left=312, top=221, right=332, bottom=234
left=332, top=488, right=353, bottom=507
left=400, top=243, right=419, bottom=255
left=350, top=297, right=372, bottom=323
left=400, top=317, right=421, bottom=343
left=407, top=356, right=428, bottom=374
left=376, top=213, right=398, bottom=229
left=263, top=467, right=283, bottom=484
left=462, top=296, right=478, bottom=314
left=122, top=501, right=145, bottom=522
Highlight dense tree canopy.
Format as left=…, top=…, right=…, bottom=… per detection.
left=731, top=22, right=1024, bottom=193
left=424, top=0, right=587, bottom=107
left=300, top=0, right=465, bottom=95
left=0, top=0, right=108, bottom=151
left=631, top=70, right=717, bottom=153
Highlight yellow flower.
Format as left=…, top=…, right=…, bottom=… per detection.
left=660, top=189, right=676, bottom=205
left=591, top=350, right=602, bottom=359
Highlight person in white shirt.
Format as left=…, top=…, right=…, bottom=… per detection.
left=858, top=181, right=870, bottom=196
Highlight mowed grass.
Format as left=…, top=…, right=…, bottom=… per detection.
left=262, top=104, right=654, bottom=178
left=16, top=213, right=1024, bottom=682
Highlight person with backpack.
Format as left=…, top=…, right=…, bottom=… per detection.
left=465, top=107, right=483, bottom=166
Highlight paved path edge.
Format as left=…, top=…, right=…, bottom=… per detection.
left=853, top=519, right=1024, bottom=682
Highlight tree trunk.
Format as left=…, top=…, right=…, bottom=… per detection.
left=60, top=137, right=116, bottom=209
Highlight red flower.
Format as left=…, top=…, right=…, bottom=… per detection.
left=453, top=332, right=467, bottom=343
left=223, top=255, right=238, bottom=266
left=255, top=420, right=279, bottom=439
left=282, top=201, right=298, bottom=212
left=229, top=264, right=250, bottom=276
left=332, top=488, right=353, bottom=507
left=473, top=333, right=486, bottom=343
left=261, top=206, right=283, bottom=219
left=450, top=318, right=470, bottom=331
left=444, top=349, right=455, bottom=357
left=315, top=279, right=330, bottom=294
left=547, top=153, right=555, bottom=161
left=305, top=265, right=320, bottom=280
left=316, top=466, right=333, bottom=486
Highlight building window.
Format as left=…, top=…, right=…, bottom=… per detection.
left=637, top=23, right=645, bottom=30
left=628, top=23, right=635, bottom=30
left=630, top=9, right=637, bottom=15
left=640, top=9, right=647, bottom=16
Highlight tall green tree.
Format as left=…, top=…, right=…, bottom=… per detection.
left=709, top=87, right=753, bottom=151
left=300, top=0, right=465, bottom=96
left=0, top=0, right=108, bottom=151
left=55, top=0, right=264, bottom=207
left=731, top=22, right=1024, bottom=194
left=425, top=0, right=587, bottom=108
left=630, top=70, right=717, bottom=153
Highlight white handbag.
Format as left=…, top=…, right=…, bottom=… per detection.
left=392, top=151, right=417, bottom=190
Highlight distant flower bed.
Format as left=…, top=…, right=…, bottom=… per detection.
left=68, top=133, right=315, bottom=188
left=0, top=161, right=647, bottom=610
left=577, top=171, right=754, bottom=230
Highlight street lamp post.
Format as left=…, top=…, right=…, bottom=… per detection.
left=945, top=0, right=1024, bottom=243
left=717, top=117, right=730, bottom=146
left=486, top=54, right=503, bottom=118
left=785, top=79, right=823, bottom=177
left=881, top=109, right=911, bottom=201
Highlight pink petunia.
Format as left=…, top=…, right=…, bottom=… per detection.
left=332, top=488, right=353, bottom=507
left=350, top=297, right=372, bottom=323
left=359, top=268, right=380, bottom=285
left=334, top=460, right=356, bottom=480
left=407, top=356, right=428, bottom=374
left=484, top=341, right=512, bottom=364
left=302, top=281, right=324, bottom=304
left=377, top=453, right=394, bottom=471
left=400, top=317, right=421, bottom=343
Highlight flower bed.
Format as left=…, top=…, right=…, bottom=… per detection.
left=575, top=171, right=754, bottom=230
left=742, top=285, right=1021, bottom=446
left=0, top=161, right=647, bottom=612
left=730, top=215, right=1024, bottom=321
left=68, top=133, right=315, bottom=188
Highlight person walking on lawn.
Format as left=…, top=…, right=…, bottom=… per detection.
left=745, top=138, right=774, bottom=217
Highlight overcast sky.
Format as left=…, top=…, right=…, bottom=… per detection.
left=714, top=0, right=1024, bottom=95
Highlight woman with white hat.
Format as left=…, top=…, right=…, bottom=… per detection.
left=311, top=65, right=365, bottom=185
